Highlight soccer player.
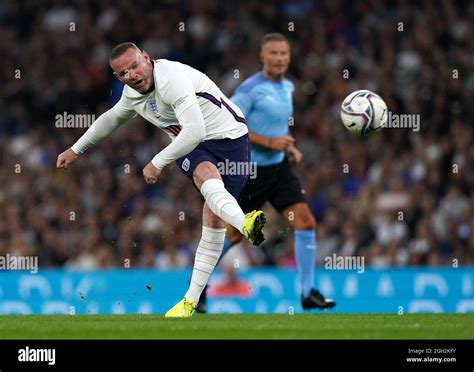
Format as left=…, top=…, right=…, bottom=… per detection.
left=198, top=33, right=335, bottom=312
left=56, top=42, right=266, bottom=317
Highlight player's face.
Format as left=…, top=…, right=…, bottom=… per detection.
left=260, top=41, right=290, bottom=81
left=111, top=48, right=153, bottom=93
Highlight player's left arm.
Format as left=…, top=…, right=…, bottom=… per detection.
left=143, top=71, right=206, bottom=184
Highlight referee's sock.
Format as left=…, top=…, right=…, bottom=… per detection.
left=295, top=230, right=317, bottom=297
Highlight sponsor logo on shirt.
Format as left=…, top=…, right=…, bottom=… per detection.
left=171, top=95, right=188, bottom=110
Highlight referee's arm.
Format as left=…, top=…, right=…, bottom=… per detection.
left=249, top=131, right=295, bottom=151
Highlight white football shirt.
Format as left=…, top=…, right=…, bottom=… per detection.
left=72, top=59, right=248, bottom=169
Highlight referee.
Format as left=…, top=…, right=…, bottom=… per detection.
left=197, top=33, right=335, bottom=313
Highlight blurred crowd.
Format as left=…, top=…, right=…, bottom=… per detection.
left=0, top=0, right=473, bottom=271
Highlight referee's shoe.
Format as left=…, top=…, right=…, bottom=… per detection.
left=301, top=289, right=336, bottom=310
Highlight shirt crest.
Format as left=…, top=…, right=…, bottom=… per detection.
left=148, top=99, right=160, bottom=117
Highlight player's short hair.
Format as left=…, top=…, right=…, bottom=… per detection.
left=109, top=42, right=140, bottom=62
left=261, top=33, right=289, bottom=49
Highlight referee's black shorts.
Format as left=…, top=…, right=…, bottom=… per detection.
left=238, top=157, right=306, bottom=214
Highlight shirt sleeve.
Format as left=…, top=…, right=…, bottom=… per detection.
left=71, top=94, right=137, bottom=154
left=151, top=102, right=206, bottom=170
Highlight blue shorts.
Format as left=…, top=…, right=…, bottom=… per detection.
left=176, top=134, right=250, bottom=200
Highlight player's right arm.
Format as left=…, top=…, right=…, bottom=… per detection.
left=56, top=94, right=136, bottom=169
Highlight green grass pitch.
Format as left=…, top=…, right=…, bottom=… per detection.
left=0, top=314, right=473, bottom=339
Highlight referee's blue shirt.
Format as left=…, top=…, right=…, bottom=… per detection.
left=231, top=72, right=294, bottom=167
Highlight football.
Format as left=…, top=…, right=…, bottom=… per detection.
left=340, top=90, right=388, bottom=137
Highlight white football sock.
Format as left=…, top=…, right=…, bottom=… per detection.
left=200, top=179, right=245, bottom=234
left=185, top=226, right=226, bottom=304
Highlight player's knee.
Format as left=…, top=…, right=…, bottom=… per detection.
left=193, top=161, right=221, bottom=188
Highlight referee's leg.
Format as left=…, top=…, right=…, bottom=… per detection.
left=282, top=202, right=315, bottom=231
left=282, top=202, right=336, bottom=309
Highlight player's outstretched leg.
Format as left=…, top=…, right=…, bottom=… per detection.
left=195, top=162, right=266, bottom=246
left=242, top=210, right=266, bottom=246
left=200, top=179, right=266, bottom=245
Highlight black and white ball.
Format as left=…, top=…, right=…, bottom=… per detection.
left=340, top=90, right=388, bottom=137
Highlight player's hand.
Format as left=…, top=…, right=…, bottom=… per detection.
left=56, top=148, right=78, bottom=169
left=268, top=135, right=295, bottom=151
left=143, top=162, right=162, bottom=184
left=286, top=145, right=303, bottom=164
